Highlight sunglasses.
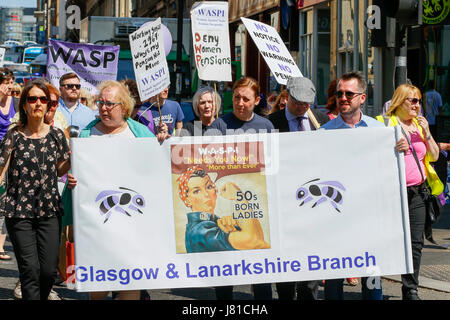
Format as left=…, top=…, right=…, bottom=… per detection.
left=11, top=90, right=20, bottom=95
left=335, top=91, right=364, bottom=100
left=63, top=84, right=81, bottom=90
left=26, top=96, right=48, bottom=104
left=406, top=97, right=422, bottom=105
left=95, top=100, right=122, bottom=110
left=80, top=97, right=87, bottom=102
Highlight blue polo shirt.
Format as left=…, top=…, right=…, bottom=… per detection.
left=319, top=111, right=384, bottom=130
left=58, top=98, right=97, bottom=130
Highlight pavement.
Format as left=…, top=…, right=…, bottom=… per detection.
left=1, top=204, right=449, bottom=301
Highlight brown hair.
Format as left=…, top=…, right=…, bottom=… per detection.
left=270, top=89, right=288, bottom=114
left=18, top=80, right=51, bottom=127
left=59, top=72, right=79, bottom=86
left=325, top=79, right=338, bottom=112
left=232, top=76, right=260, bottom=98
left=0, top=67, right=14, bottom=83
left=338, top=71, right=367, bottom=93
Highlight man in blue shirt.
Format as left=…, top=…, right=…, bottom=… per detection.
left=58, top=73, right=96, bottom=133
left=320, top=71, right=384, bottom=300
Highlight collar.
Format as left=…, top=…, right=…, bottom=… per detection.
left=59, top=97, right=82, bottom=111
left=285, top=107, right=308, bottom=121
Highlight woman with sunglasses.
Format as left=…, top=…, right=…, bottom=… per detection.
left=0, top=80, right=71, bottom=300
left=377, top=84, right=443, bottom=300
left=11, top=82, right=22, bottom=99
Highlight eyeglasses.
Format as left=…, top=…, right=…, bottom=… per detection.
left=406, top=97, right=422, bottom=105
left=26, top=96, right=48, bottom=104
left=95, top=100, right=122, bottom=110
left=62, top=84, right=81, bottom=90
left=335, top=91, right=364, bottom=100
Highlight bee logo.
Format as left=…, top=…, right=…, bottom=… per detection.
left=296, top=178, right=345, bottom=213
left=95, top=187, right=146, bottom=223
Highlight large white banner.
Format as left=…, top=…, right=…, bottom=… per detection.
left=70, top=127, right=412, bottom=292
left=191, top=1, right=232, bottom=82
left=241, top=17, right=302, bottom=84
left=129, top=18, right=170, bottom=102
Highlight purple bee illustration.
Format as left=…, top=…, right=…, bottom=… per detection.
left=95, top=187, right=145, bottom=223
left=296, top=178, right=345, bottom=213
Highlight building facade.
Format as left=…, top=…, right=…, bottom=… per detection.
left=0, top=7, right=36, bottom=43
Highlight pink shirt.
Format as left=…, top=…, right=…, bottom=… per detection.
left=404, top=130, right=427, bottom=186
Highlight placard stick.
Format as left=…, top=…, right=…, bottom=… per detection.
left=214, top=82, right=219, bottom=119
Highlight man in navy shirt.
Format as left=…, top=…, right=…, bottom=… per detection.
left=140, top=86, right=184, bottom=136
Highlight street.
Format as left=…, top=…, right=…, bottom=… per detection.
left=1, top=204, right=449, bottom=301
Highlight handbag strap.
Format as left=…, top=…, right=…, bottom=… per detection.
left=398, top=119, right=425, bottom=184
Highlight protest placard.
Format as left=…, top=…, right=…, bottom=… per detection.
left=241, top=17, right=302, bottom=85
left=46, top=39, right=119, bottom=94
left=190, top=1, right=232, bottom=82
left=70, top=127, right=412, bottom=292
left=129, top=18, right=170, bottom=102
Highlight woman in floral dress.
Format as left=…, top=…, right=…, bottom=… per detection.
left=0, top=80, right=71, bottom=300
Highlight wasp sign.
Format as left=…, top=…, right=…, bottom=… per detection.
left=70, top=128, right=412, bottom=292
left=46, top=39, right=119, bottom=94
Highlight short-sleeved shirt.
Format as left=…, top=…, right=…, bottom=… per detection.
left=141, top=99, right=184, bottom=135
left=0, top=126, right=70, bottom=218
left=207, top=112, right=274, bottom=135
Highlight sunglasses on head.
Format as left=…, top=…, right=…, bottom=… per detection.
left=63, top=84, right=81, bottom=90
left=26, top=96, right=48, bottom=104
left=335, top=91, right=364, bottom=99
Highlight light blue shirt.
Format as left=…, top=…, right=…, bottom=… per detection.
left=285, top=108, right=312, bottom=132
left=58, top=98, right=97, bottom=130
left=319, top=111, right=384, bottom=130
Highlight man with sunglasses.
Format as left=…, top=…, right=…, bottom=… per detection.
left=320, top=71, right=385, bottom=300
left=58, top=72, right=96, bottom=134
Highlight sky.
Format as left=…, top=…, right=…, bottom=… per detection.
left=0, top=0, right=36, bottom=8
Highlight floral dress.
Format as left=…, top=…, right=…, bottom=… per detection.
left=0, top=126, right=69, bottom=218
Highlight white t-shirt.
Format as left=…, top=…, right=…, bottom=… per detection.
left=90, top=124, right=135, bottom=138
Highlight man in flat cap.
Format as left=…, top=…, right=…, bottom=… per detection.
left=269, top=76, right=328, bottom=301
left=269, top=76, right=329, bottom=133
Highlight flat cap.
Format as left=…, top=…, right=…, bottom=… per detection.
left=286, top=76, right=316, bottom=104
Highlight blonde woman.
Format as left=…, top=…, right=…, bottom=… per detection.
left=377, top=84, right=443, bottom=300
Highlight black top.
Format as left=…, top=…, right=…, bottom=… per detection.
left=0, top=126, right=69, bottom=218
